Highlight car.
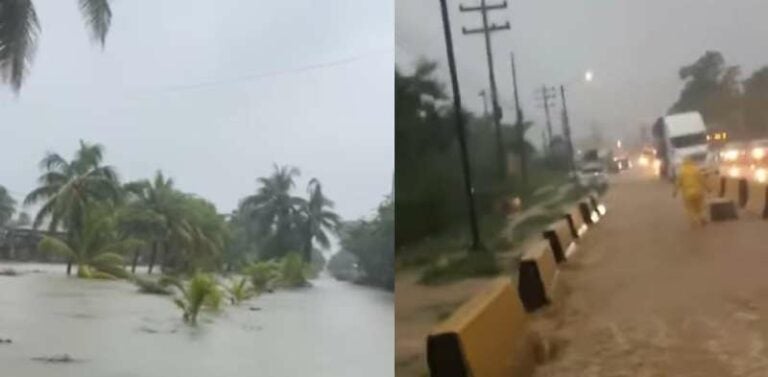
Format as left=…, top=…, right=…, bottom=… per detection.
left=613, top=155, right=631, bottom=171
left=576, top=162, right=609, bottom=190
left=747, top=139, right=768, bottom=166
left=718, top=141, right=749, bottom=178
left=719, top=141, right=748, bottom=164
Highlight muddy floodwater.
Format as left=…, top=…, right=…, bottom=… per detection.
left=0, top=263, right=393, bottom=377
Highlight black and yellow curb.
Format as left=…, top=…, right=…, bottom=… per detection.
left=426, top=278, right=535, bottom=377
left=518, top=240, right=559, bottom=312
left=542, top=219, right=575, bottom=263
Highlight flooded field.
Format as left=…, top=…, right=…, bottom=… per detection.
left=0, top=263, right=393, bottom=377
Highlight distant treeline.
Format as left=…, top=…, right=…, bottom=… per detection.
left=669, top=50, right=768, bottom=139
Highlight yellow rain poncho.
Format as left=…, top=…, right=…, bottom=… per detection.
left=675, top=158, right=707, bottom=225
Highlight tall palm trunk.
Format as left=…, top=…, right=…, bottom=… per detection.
left=8, top=230, right=16, bottom=260
left=303, top=231, right=313, bottom=263
left=161, top=240, right=170, bottom=273
left=131, top=248, right=140, bottom=274
left=148, top=241, right=158, bottom=274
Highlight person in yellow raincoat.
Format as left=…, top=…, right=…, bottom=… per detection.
left=673, top=157, right=708, bottom=226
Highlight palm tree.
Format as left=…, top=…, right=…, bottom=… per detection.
left=116, top=202, right=164, bottom=273
left=173, top=195, right=227, bottom=272
left=298, top=179, right=340, bottom=262
left=123, top=171, right=179, bottom=274
left=24, top=140, right=120, bottom=274
left=124, top=173, right=226, bottom=274
left=38, top=205, right=140, bottom=279
left=239, top=165, right=304, bottom=259
left=0, top=185, right=16, bottom=225
left=0, top=0, right=113, bottom=92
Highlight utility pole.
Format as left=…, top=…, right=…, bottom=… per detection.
left=479, top=90, right=489, bottom=119
left=438, top=0, right=483, bottom=251
left=560, top=85, right=576, bottom=172
left=510, top=52, right=527, bottom=189
left=535, top=85, right=557, bottom=149
left=460, top=0, right=510, bottom=181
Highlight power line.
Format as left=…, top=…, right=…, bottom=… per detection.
left=133, top=48, right=392, bottom=96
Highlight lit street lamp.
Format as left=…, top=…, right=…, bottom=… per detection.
left=558, top=70, right=594, bottom=173
left=585, top=70, right=594, bottom=83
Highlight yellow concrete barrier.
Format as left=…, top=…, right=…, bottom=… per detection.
left=543, top=219, right=576, bottom=263
left=518, top=240, right=559, bottom=312
left=745, top=181, right=768, bottom=218
left=565, top=206, right=588, bottom=238
left=579, top=199, right=600, bottom=225
left=427, top=278, right=535, bottom=377
left=589, top=193, right=607, bottom=216
left=723, top=177, right=746, bottom=207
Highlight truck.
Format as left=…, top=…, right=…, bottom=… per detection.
left=651, top=111, right=709, bottom=179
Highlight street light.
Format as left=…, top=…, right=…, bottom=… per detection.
left=558, top=70, right=594, bottom=173
left=585, top=70, right=594, bottom=82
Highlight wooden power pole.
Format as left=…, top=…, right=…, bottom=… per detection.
left=510, top=52, right=527, bottom=189
left=460, top=0, right=510, bottom=181
left=535, top=85, right=557, bottom=150
left=438, top=0, right=483, bottom=251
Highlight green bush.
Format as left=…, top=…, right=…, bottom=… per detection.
left=280, top=252, right=310, bottom=288
left=133, top=276, right=173, bottom=295
left=243, top=260, right=281, bottom=292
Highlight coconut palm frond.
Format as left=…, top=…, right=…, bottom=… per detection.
left=90, top=252, right=125, bottom=267
left=38, top=236, right=76, bottom=259
left=38, top=152, right=68, bottom=172
left=78, top=0, right=111, bottom=46
left=0, top=0, right=39, bottom=92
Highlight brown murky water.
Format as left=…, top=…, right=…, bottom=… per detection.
left=0, top=263, right=393, bottom=377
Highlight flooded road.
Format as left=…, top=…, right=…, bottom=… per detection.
left=0, top=263, right=393, bottom=377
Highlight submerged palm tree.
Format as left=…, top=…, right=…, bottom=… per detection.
left=0, top=0, right=113, bottom=91
left=298, top=179, right=340, bottom=262
left=224, top=277, right=255, bottom=305
left=164, top=273, right=222, bottom=325
left=240, top=165, right=304, bottom=259
left=24, top=141, right=120, bottom=274
left=0, top=185, right=15, bottom=225
left=38, top=205, right=139, bottom=279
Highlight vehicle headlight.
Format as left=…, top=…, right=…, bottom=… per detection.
left=757, top=168, right=767, bottom=183
left=752, top=148, right=765, bottom=160
left=723, top=150, right=739, bottom=161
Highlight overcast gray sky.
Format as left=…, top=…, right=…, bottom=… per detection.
left=0, top=0, right=393, bottom=222
left=397, top=0, right=768, bottom=146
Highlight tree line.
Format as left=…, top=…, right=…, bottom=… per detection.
left=669, top=50, right=768, bottom=138
left=0, top=140, right=393, bottom=290
left=395, top=61, right=562, bottom=249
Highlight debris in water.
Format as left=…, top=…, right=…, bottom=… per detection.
left=0, top=268, right=19, bottom=276
left=31, top=354, right=80, bottom=363
left=0, top=338, right=12, bottom=344
left=138, top=326, right=159, bottom=334
left=249, top=306, right=262, bottom=311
